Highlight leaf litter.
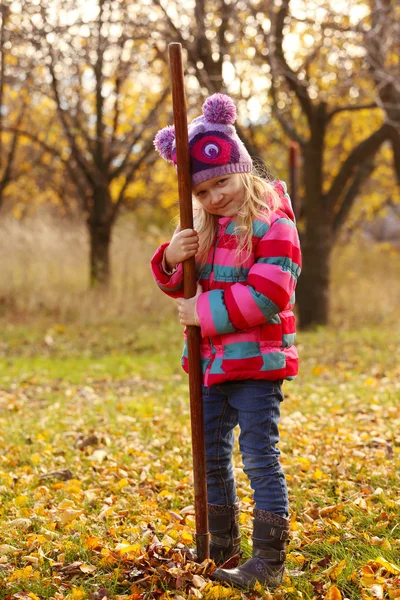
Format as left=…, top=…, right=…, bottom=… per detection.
left=0, top=325, right=399, bottom=599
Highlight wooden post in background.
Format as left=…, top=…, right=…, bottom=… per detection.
left=289, top=141, right=301, bottom=220
left=168, top=42, right=210, bottom=562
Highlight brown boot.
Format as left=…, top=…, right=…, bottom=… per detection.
left=208, top=499, right=241, bottom=565
left=212, top=509, right=289, bottom=589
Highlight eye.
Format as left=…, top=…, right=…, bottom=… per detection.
left=203, top=142, right=221, bottom=159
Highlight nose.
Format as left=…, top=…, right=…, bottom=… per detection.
left=210, top=191, right=224, bottom=205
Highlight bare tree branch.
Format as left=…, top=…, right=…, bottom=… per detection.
left=327, top=102, right=379, bottom=122
left=273, top=0, right=314, bottom=125
left=94, top=0, right=106, bottom=172
left=0, top=103, right=26, bottom=195
left=325, top=123, right=391, bottom=212
left=110, top=86, right=170, bottom=180
left=332, top=159, right=376, bottom=236
left=111, top=138, right=155, bottom=221
left=48, top=53, right=96, bottom=187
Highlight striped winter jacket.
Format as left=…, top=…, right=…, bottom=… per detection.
left=151, top=180, right=302, bottom=387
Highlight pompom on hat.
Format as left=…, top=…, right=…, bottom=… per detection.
left=154, top=93, right=252, bottom=186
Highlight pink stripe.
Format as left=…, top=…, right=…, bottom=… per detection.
left=197, top=293, right=218, bottom=337
left=214, top=247, right=253, bottom=267
left=265, top=222, right=300, bottom=248
left=220, top=329, right=260, bottom=345
left=283, top=344, right=298, bottom=361
left=230, top=284, right=266, bottom=326
left=250, top=263, right=295, bottom=292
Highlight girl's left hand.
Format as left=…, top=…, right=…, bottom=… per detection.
left=176, top=284, right=203, bottom=326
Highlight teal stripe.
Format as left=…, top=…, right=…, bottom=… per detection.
left=159, top=282, right=183, bottom=293
left=274, top=217, right=297, bottom=229
left=226, top=220, right=271, bottom=238
left=289, top=292, right=295, bottom=305
left=253, top=220, right=270, bottom=238
left=257, top=256, right=301, bottom=279
left=225, top=221, right=237, bottom=235
left=182, top=343, right=210, bottom=374
left=261, top=351, right=286, bottom=372
left=268, top=314, right=281, bottom=325
left=197, top=263, right=212, bottom=279
left=214, top=264, right=249, bottom=281
left=224, top=341, right=260, bottom=360
left=209, top=357, right=225, bottom=374
left=251, top=289, right=280, bottom=321
left=201, top=357, right=210, bottom=373
left=282, top=333, right=296, bottom=348
left=209, top=290, right=236, bottom=335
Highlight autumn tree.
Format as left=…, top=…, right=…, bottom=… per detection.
left=149, top=0, right=399, bottom=327
left=15, top=0, right=170, bottom=286
left=364, top=0, right=400, bottom=181
left=0, top=2, right=33, bottom=209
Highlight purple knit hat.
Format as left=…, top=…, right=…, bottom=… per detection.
left=154, top=93, right=252, bottom=186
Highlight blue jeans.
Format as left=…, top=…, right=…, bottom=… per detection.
left=203, top=379, right=288, bottom=518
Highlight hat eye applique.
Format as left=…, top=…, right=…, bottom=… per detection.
left=203, top=142, right=221, bottom=159
left=191, top=134, right=235, bottom=165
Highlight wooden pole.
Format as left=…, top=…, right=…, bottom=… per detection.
left=168, top=42, right=210, bottom=562
left=289, top=141, right=301, bottom=220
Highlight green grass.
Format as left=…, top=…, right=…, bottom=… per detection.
left=0, top=319, right=399, bottom=599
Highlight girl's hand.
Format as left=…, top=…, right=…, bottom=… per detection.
left=176, top=284, right=202, bottom=327
left=165, top=227, right=199, bottom=270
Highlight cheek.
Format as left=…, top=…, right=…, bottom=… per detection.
left=198, top=198, right=213, bottom=211
left=232, top=188, right=245, bottom=204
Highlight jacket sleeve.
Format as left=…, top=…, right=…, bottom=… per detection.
left=150, top=242, right=185, bottom=299
left=196, top=215, right=301, bottom=337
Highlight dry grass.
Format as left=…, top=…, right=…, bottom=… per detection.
left=0, top=213, right=399, bottom=328
left=330, top=233, right=400, bottom=329
left=0, top=213, right=175, bottom=324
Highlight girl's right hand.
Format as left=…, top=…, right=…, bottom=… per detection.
left=165, top=227, right=199, bottom=270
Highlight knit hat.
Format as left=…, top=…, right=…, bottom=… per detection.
left=154, top=93, right=253, bottom=186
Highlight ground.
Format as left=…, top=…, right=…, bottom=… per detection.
left=0, top=320, right=399, bottom=600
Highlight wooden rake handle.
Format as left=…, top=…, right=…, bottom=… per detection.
left=168, top=42, right=210, bottom=562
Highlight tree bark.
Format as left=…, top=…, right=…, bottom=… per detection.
left=88, top=219, right=112, bottom=287
left=296, top=128, right=332, bottom=328
left=88, top=183, right=113, bottom=286
left=297, top=211, right=332, bottom=328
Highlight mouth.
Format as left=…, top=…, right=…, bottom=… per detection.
left=216, top=201, right=230, bottom=211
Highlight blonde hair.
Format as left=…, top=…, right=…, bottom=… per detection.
left=193, top=172, right=282, bottom=267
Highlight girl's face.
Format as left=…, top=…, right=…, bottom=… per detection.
left=193, top=173, right=246, bottom=217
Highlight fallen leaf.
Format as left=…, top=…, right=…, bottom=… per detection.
left=325, top=559, right=347, bottom=580
left=6, top=518, right=32, bottom=530
left=90, top=449, right=108, bottom=463
left=0, top=544, right=19, bottom=555
left=374, top=556, right=400, bottom=575
left=39, top=468, right=74, bottom=481
left=80, top=563, right=97, bottom=573
left=325, top=585, right=342, bottom=600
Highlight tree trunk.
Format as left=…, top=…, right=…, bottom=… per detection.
left=296, top=131, right=332, bottom=328
left=88, top=220, right=112, bottom=287
left=297, top=214, right=332, bottom=328
left=87, top=182, right=113, bottom=287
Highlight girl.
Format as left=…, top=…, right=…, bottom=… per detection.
left=151, top=94, right=301, bottom=590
